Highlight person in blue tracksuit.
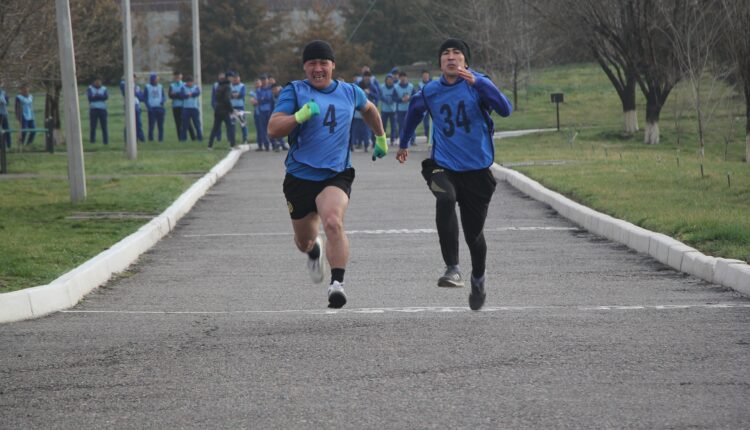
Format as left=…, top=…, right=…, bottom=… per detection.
left=419, top=70, right=434, bottom=141
left=267, top=40, right=389, bottom=309
left=120, top=76, right=146, bottom=142
left=394, top=71, right=415, bottom=147
left=169, top=71, right=195, bottom=141
left=0, top=85, right=11, bottom=148
left=87, top=77, right=109, bottom=144
left=360, top=70, right=379, bottom=149
left=210, top=72, right=225, bottom=142
left=145, top=73, right=166, bottom=142
left=249, top=79, right=261, bottom=147
left=255, top=73, right=274, bottom=151
left=179, top=75, right=203, bottom=141
left=397, top=39, right=512, bottom=310
left=15, top=84, right=35, bottom=145
left=379, top=74, right=399, bottom=146
left=230, top=72, right=248, bottom=144
left=270, top=83, right=288, bottom=151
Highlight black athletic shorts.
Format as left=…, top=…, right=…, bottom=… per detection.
left=283, top=168, right=355, bottom=220
left=420, top=158, right=497, bottom=205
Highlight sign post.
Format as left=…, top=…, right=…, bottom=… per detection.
left=551, top=92, right=564, bottom=131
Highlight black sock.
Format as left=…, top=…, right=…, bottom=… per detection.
left=307, top=242, right=320, bottom=260
left=331, top=268, right=345, bottom=284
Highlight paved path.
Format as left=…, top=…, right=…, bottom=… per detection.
left=2, top=147, right=749, bottom=429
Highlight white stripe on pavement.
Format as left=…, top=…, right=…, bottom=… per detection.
left=182, top=226, right=578, bottom=238
left=61, top=303, right=750, bottom=316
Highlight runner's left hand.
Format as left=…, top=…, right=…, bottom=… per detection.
left=372, top=135, right=388, bottom=161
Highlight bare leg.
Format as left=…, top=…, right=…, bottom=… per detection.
left=291, top=211, right=320, bottom=253
left=315, top=186, right=350, bottom=269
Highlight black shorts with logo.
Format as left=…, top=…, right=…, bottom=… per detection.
left=283, top=168, right=355, bottom=220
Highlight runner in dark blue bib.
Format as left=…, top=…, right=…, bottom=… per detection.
left=397, top=38, right=512, bottom=310
left=268, top=40, right=389, bottom=309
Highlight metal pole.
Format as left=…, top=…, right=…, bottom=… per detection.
left=0, top=132, right=6, bottom=174
left=192, top=0, right=203, bottom=128
left=55, top=0, right=87, bottom=203
left=556, top=101, right=560, bottom=131
left=122, top=0, right=137, bottom=160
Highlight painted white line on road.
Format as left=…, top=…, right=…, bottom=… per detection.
left=61, top=303, right=750, bottom=316
left=182, top=226, right=578, bottom=238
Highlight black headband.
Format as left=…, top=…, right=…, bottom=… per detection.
left=303, top=40, right=335, bottom=64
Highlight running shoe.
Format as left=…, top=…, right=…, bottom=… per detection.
left=307, top=237, right=327, bottom=284
left=327, top=280, right=347, bottom=308
left=437, top=266, right=464, bottom=288
left=469, top=275, right=486, bottom=311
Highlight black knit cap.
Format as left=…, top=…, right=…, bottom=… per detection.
left=303, top=40, right=335, bottom=64
left=438, top=38, right=471, bottom=67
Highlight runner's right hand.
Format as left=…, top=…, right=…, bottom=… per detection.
left=294, top=100, right=320, bottom=124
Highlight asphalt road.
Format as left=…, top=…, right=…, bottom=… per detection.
left=2, top=146, right=749, bottom=429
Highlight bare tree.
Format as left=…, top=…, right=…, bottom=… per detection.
left=719, top=0, right=750, bottom=163
left=659, top=0, right=727, bottom=158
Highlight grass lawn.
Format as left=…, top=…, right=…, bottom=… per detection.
left=493, top=63, right=749, bottom=263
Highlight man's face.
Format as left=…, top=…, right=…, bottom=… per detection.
left=440, top=47, right=467, bottom=77
left=20, top=86, right=29, bottom=96
left=174, top=73, right=182, bottom=82
left=94, top=79, right=102, bottom=88
left=218, top=73, right=225, bottom=81
left=399, top=75, right=408, bottom=85
left=385, top=77, right=393, bottom=86
left=255, top=79, right=262, bottom=89
left=304, top=59, right=335, bottom=90
left=232, top=75, right=241, bottom=84
left=272, top=86, right=281, bottom=96
left=422, top=72, right=430, bottom=82
left=186, top=80, right=193, bottom=87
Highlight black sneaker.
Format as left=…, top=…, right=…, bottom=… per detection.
left=469, top=276, right=486, bottom=311
left=437, top=266, right=464, bottom=288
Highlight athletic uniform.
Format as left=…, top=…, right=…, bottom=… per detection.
left=15, top=93, right=35, bottom=145
left=230, top=81, right=248, bottom=143
left=180, top=84, right=203, bottom=141
left=274, top=79, right=367, bottom=220
left=400, top=68, right=512, bottom=300
left=379, top=78, right=399, bottom=144
left=394, top=81, right=415, bottom=146
left=145, top=77, right=166, bottom=142
left=87, top=84, right=108, bottom=144
left=419, top=77, right=434, bottom=140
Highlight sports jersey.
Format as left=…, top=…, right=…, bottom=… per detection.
left=231, top=82, right=246, bottom=109
left=394, top=82, right=414, bottom=112
left=274, top=80, right=367, bottom=181
left=145, top=83, right=165, bottom=109
left=399, top=69, right=512, bottom=171
left=169, top=81, right=185, bottom=107
left=379, top=83, right=398, bottom=113
left=87, top=85, right=108, bottom=110
left=181, top=85, right=201, bottom=109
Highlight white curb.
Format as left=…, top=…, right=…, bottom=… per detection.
left=0, top=145, right=250, bottom=323
left=491, top=163, right=750, bottom=297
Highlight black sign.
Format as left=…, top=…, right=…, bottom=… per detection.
left=551, top=93, right=564, bottom=103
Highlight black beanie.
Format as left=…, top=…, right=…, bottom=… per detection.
left=303, top=40, right=335, bottom=64
left=438, top=38, right=471, bottom=67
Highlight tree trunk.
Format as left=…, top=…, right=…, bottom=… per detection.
left=43, top=82, right=63, bottom=145
left=622, top=78, right=638, bottom=133
left=624, top=110, right=639, bottom=134
left=746, top=87, right=750, bottom=162
left=645, top=96, right=661, bottom=145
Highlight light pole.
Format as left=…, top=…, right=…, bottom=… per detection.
left=192, top=0, right=203, bottom=127
left=122, top=0, right=137, bottom=160
left=55, top=0, right=86, bottom=202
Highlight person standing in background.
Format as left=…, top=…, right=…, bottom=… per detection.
left=87, top=77, right=109, bottom=145
left=394, top=72, right=415, bottom=147
left=145, top=73, right=166, bottom=142
left=419, top=70, right=434, bottom=142
left=0, top=84, right=11, bottom=148
left=230, top=72, right=249, bottom=144
left=211, top=72, right=225, bottom=143
left=120, top=75, right=146, bottom=142
left=208, top=71, right=235, bottom=149
left=270, top=83, right=287, bottom=151
left=255, top=73, right=274, bottom=151
left=379, top=74, right=398, bottom=146
left=250, top=79, right=261, bottom=148
left=15, top=84, right=35, bottom=145
left=180, top=75, right=203, bottom=142
left=169, top=71, right=195, bottom=141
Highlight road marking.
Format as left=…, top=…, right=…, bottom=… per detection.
left=182, top=226, right=578, bottom=238
left=62, top=303, right=750, bottom=316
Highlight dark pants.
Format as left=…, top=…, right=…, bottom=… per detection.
left=208, top=111, right=235, bottom=147
left=181, top=108, right=203, bottom=141
left=397, top=111, right=415, bottom=146
left=421, top=159, right=497, bottom=279
left=147, top=108, right=165, bottom=142
left=20, top=118, right=35, bottom=145
left=253, top=112, right=261, bottom=145
left=173, top=106, right=195, bottom=140
left=0, top=115, right=9, bottom=148
left=123, top=108, right=146, bottom=142
left=89, top=108, right=108, bottom=144
left=382, top=112, right=398, bottom=144
left=422, top=113, right=431, bottom=139
left=257, top=110, right=271, bottom=149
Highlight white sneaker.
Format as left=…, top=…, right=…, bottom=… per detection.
left=327, top=281, right=347, bottom=308
left=307, top=237, right=327, bottom=284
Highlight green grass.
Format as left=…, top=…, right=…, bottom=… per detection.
left=0, top=84, right=237, bottom=293
left=493, top=63, right=749, bottom=263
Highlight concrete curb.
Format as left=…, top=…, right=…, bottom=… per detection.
left=0, top=145, right=250, bottom=323
left=491, top=163, right=750, bottom=297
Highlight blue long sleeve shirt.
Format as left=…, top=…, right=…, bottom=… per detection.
left=399, top=70, right=512, bottom=170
